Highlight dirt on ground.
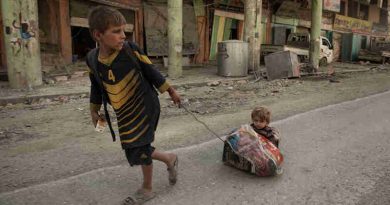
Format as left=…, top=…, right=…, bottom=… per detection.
left=0, top=65, right=389, bottom=193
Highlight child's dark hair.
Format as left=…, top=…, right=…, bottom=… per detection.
left=88, top=6, right=126, bottom=38
left=251, top=106, right=271, bottom=124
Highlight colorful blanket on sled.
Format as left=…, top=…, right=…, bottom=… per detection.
left=223, top=124, right=284, bottom=176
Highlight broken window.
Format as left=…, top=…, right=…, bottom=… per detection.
left=71, top=27, right=96, bottom=62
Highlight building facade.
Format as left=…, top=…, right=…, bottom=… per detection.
left=0, top=0, right=389, bottom=83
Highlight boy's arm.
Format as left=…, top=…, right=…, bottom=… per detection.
left=88, top=68, right=103, bottom=127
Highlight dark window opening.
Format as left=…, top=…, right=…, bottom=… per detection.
left=71, top=27, right=96, bottom=62
left=340, top=1, right=346, bottom=15
left=348, top=1, right=358, bottom=18
left=380, top=9, right=387, bottom=25
left=286, top=29, right=292, bottom=43
left=231, top=28, right=238, bottom=40
left=230, top=20, right=239, bottom=40
left=359, top=4, right=369, bottom=20
left=361, top=36, right=367, bottom=49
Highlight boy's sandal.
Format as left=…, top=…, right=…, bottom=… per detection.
left=122, top=190, right=156, bottom=205
left=167, top=156, right=178, bottom=185
left=122, top=196, right=137, bottom=205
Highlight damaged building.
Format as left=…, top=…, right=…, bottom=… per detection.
left=0, top=0, right=390, bottom=85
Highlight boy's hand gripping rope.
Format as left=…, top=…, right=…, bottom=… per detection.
left=180, top=104, right=225, bottom=142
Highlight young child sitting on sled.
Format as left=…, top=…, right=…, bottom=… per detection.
left=222, top=106, right=283, bottom=176
left=250, top=106, right=280, bottom=148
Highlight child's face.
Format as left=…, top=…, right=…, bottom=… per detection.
left=252, top=117, right=268, bottom=129
left=94, top=24, right=126, bottom=52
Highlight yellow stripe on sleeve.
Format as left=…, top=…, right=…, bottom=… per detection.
left=158, top=82, right=170, bottom=93
left=134, top=51, right=153, bottom=64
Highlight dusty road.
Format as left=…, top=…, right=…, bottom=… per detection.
left=0, top=67, right=389, bottom=200
left=1, top=89, right=389, bottom=205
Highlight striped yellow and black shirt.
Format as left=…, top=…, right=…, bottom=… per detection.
left=88, top=43, right=170, bottom=149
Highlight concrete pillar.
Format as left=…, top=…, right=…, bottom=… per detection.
left=1, top=0, right=42, bottom=88
left=167, top=0, right=182, bottom=78
left=387, top=0, right=390, bottom=39
left=244, top=0, right=256, bottom=72
left=254, top=0, right=262, bottom=71
left=309, top=0, right=322, bottom=72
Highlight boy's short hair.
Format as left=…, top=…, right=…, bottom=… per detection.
left=88, top=6, right=126, bottom=37
left=251, top=106, right=271, bottom=124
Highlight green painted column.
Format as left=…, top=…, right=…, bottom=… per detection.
left=1, top=0, right=42, bottom=88
left=309, top=0, right=322, bottom=72
left=167, top=0, right=182, bottom=78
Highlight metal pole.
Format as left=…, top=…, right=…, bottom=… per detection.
left=1, top=0, right=42, bottom=88
left=167, top=0, right=183, bottom=78
left=309, top=0, right=322, bottom=72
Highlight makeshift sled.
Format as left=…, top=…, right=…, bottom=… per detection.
left=222, top=125, right=284, bottom=176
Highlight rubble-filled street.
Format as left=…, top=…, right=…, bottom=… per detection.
left=0, top=64, right=389, bottom=205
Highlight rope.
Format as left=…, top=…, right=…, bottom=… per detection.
left=181, top=104, right=225, bottom=142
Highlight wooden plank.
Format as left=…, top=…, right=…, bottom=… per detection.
left=223, top=18, right=233, bottom=40
left=70, top=17, right=89, bottom=27
left=59, top=0, right=72, bottom=64
left=134, top=9, right=139, bottom=43
left=193, top=0, right=205, bottom=17
left=89, top=0, right=139, bottom=10
left=210, top=16, right=226, bottom=60
left=214, top=9, right=244, bottom=20
left=204, top=7, right=210, bottom=61
left=217, top=17, right=226, bottom=43
left=237, top=20, right=244, bottom=40
left=0, top=1, right=6, bottom=72
left=194, top=16, right=207, bottom=63
left=209, top=15, right=220, bottom=60
left=70, top=17, right=134, bottom=32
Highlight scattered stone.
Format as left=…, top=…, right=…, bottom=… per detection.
left=182, top=98, right=189, bottom=104
left=29, top=105, right=47, bottom=110
left=329, top=79, right=340, bottom=83
left=57, top=96, right=70, bottom=103
left=25, top=98, right=39, bottom=105
left=71, top=71, right=87, bottom=79
left=54, top=76, right=68, bottom=82
left=182, top=85, right=191, bottom=89
left=39, top=98, right=52, bottom=105
left=359, top=61, right=370, bottom=65
left=236, top=80, right=248, bottom=85
left=227, top=86, right=234, bottom=90
left=222, top=81, right=234, bottom=86
left=207, top=81, right=221, bottom=87
left=43, top=77, right=55, bottom=85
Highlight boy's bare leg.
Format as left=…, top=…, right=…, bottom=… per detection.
left=140, top=151, right=176, bottom=193
left=141, top=164, right=153, bottom=192
left=151, top=150, right=177, bottom=168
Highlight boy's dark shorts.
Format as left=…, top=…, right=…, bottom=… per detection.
left=124, top=144, right=155, bottom=166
